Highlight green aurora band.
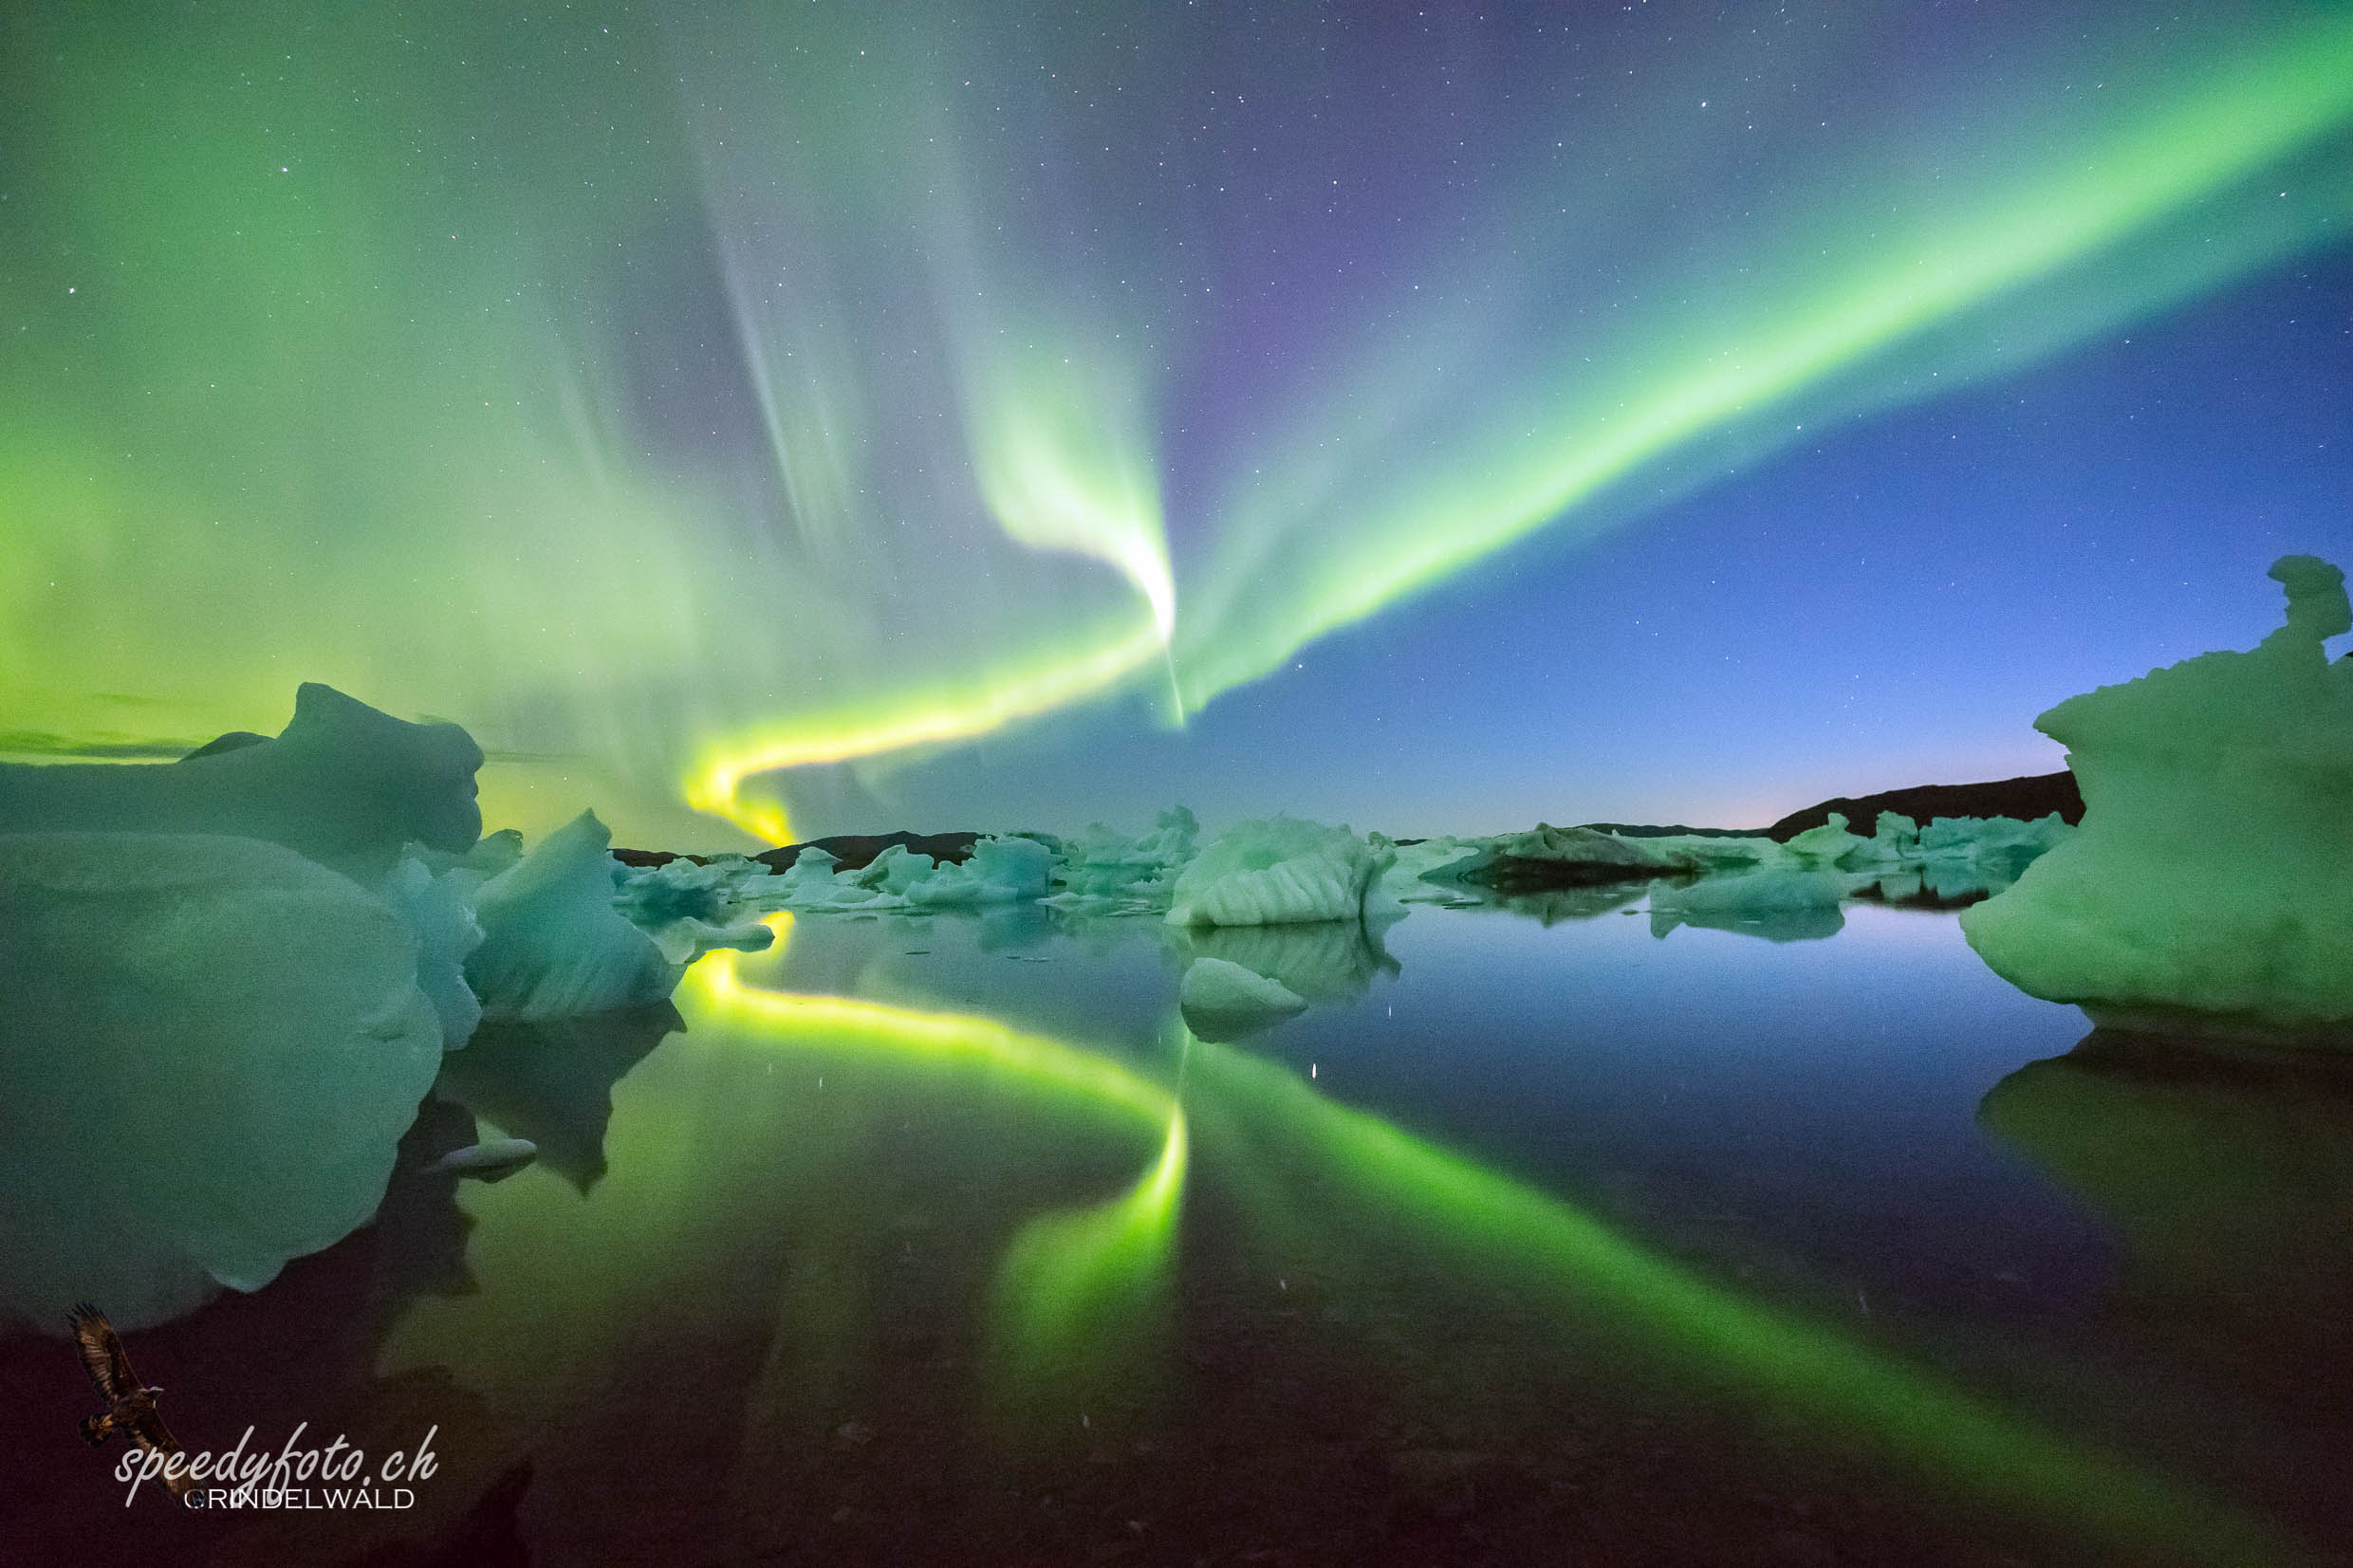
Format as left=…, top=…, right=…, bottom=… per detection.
left=2, top=3, right=2348, bottom=839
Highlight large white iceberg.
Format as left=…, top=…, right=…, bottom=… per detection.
left=1962, top=555, right=2353, bottom=1040
left=1165, top=817, right=1392, bottom=929
left=0, top=833, right=444, bottom=1330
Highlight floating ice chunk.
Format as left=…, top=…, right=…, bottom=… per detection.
left=380, top=851, right=486, bottom=1047
left=1649, top=868, right=1852, bottom=943
left=0, top=682, right=482, bottom=880
left=1963, top=555, right=2353, bottom=1039
left=614, top=853, right=769, bottom=926
left=908, top=834, right=1054, bottom=908
left=1484, top=823, right=1692, bottom=887
left=423, top=1137, right=539, bottom=1181
left=1497, top=823, right=1681, bottom=870
left=1783, top=813, right=1870, bottom=868
left=614, top=853, right=780, bottom=960
left=466, top=810, right=678, bottom=1020
left=1051, top=806, right=1201, bottom=911
left=641, top=914, right=777, bottom=966
left=0, top=832, right=442, bottom=1331
left=770, top=845, right=856, bottom=905
left=1871, top=811, right=1920, bottom=858
left=1425, top=824, right=1788, bottom=893
left=1633, top=833, right=1788, bottom=871
left=1373, top=835, right=1489, bottom=902
left=1178, top=956, right=1309, bottom=1042
left=1166, top=818, right=1393, bottom=928
left=857, top=843, right=936, bottom=896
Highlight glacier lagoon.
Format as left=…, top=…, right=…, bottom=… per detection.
left=3, top=891, right=2347, bottom=1566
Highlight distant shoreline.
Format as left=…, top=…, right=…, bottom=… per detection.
left=614, top=772, right=2084, bottom=867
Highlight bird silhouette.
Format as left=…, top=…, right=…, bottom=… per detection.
left=67, top=1302, right=194, bottom=1501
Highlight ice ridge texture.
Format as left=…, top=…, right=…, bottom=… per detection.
left=1166, top=817, right=1392, bottom=928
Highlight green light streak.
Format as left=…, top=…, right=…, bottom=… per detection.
left=1182, top=1037, right=2289, bottom=1566
left=1175, top=12, right=2353, bottom=708
left=688, top=919, right=1192, bottom=1396
left=683, top=606, right=1166, bottom=843
left=962, top=340, right=1176, bottom=643
left=988, top=1079, right=1189, bottom=1418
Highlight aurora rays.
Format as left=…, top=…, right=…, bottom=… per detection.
left=5, top=1, right=2349, bottom=839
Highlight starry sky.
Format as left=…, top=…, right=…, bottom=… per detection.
left=5, top=0, right=2349, bottom=848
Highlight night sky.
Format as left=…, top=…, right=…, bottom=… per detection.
left=5, top=1, right=2349, bottom=848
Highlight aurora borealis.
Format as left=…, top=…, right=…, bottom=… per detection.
left=6, top=2, right=2350, bottom=845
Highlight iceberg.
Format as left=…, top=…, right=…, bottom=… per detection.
left=768, top=844, right=883, bottom=910
left=755, top=839, right=954, bottom=912
left=0, top=832, right=443, bottom=1330
left=1048, top=806, right=1200, bottom=912
left=0, top=682, right=482, bottom=881
left=613, top=853, right=778, bottom=962
left=1781, top=814, right=1872, bottom=868
left=1648, top=868, right=1852, bottom=943
left=1373, top=836, right=1490, bottom=903
left=380, top=852, right=487, bottom=1047
left=1962, top=555, right=2353, bottom=1041
left=466, top=810, right=680, bottom=1020
left=1165, top=817, right=1392, bottom=928
left=907, top=834, right=1054, bottom=908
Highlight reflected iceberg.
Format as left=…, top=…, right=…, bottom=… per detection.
left=1176, top=915, right=1399, bottom=1004
left=1177, top=956, right=1308, bottom=1042
left=1981, top=1029, right=2353, bottom=1419
left=433, top=1002, right=685, bottom=1192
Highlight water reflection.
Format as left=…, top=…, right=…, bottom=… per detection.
left=689, top=915, right=1189, bottom=1428
left=1174, top=916, right=1399, bottom=1003
left=0, top=903, right=2321, bottom=1564
left=1450, top=881, right=1648, bottom=926
left=1982, top=1030, right=2353, bottom=1431
left=434, top=1003, right=684, bottom=1192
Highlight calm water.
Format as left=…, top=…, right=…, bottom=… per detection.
left=8, top=896, right=2351, bottom=1566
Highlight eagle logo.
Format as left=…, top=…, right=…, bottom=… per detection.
left=67, top=1302, right=194, bottom=1502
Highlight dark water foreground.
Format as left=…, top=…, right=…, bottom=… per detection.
left=4, top=900, right=2349, bottom=1566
